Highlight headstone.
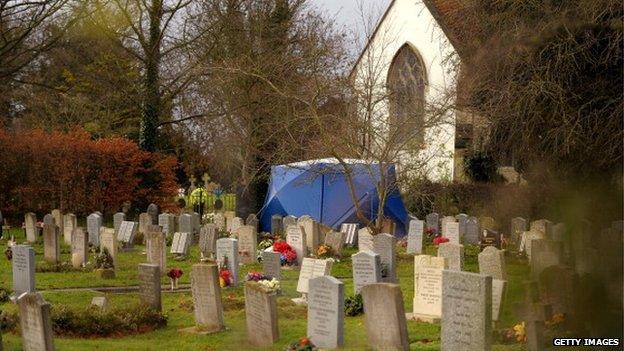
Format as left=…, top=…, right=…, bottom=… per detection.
left=538, top=265, right=579, bottom=329
left=262, top=251, right=281, bottom=280
left=373, top=233, right=396, bottom=282
left=340, top=223, right=358, bottom=246
left=99, top=228, right=117, bottom=266
left=480, top=228, right=502, bottom=249
left=514, top=281, right=551, bottom=351
left=411, top=255, right=446, bottom=322
left=307, top=276, right=344, bottom=349
left=440, top=216, right=456, bottom=237
left=456, top=213, right=468, bottom=239
left=361, top=283, right=409, bottom=351
left=87, top=212, right=102, bottom=246
left=17, top=292, right=54, bottom=351
left=357, top=227, right=374, bottom=252
left=199, top=224, right=218, bottom=258
left=282, top=215, right=297, bottom=233
left=323, top=231, right=345, bottom=257
left=296, top=258, right=334, bottom=296
left=286, top=224, right=307, bottom=265
left=91, top=296, right=108, bottom=309
left=24, top=213, right=37, bottom=243
left=178, top=214, right=193, bottom=234
left=511, top=217, right=527, bottom=246
left=113, top=212, right=125, bottom=234
left=191, top=264, right=224, bottom=332
left=146, top=203, right=159, bottom=224
left=530, top=219, right=553, bottom=238
left=191, top=212, right=201, bottom=234
left=223, top=211, right=236, bottom=232
left=478, top=246, right=506, bottom=280
left=443, top=221, right=460, bottom=244
left=426, top=212, right=439, bottom=234
left=271, top=215, right=283, bottom=236
left=71, top=227, right=88, bottom=268
left=216, top=238, right=239, bottom=286
left=437, top=242, right=463, bottom=271
left=530, top=239, right=562, bottom=278
left=238, top=225, right=258, bottom=264
left=145, top=229, right=166, bottom=272
left=246, top=214, right=259, bottom=230
left=464, top=216, right=480, bottom=245
left=520, top=229, right=545, bottom=260
left=170, top=232, right=192, bottom=256
left=244, top=281, right=279, bottom=347
left=352, top=251, right=381, bottom=294
left=51, top=209, right=63, bottom=238
left=230, top=217, right=244, bottom=234
left=299, top=216, right=321, bottom=253
left=491, top=279, right=507, bottom=322
left=138, top=263, right=161, bottom=312
left=117, top=221, right=137, bottom=249
left=138, top=213, right=151, bottom=235
left=407, top=219, right=424, bottom=254
left=158, top=213, right=175, bottom=237
left=213, top=213, right=225, bottom=231
left=42, top=214, right=55, bottom=226
left=42, top=224, right=59, bottom=264
left=63, top=213, right=77, bottom=245
left=12, top=245, right=36, bottom=296
left=441, top=270, right=492, bottom=351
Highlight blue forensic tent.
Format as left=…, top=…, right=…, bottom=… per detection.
left=259, top=159, right=409, bottom=236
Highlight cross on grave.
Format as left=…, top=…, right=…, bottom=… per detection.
left=514, top=281, right=552, bottom=351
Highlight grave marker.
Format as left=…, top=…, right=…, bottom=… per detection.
left=464, top=216, right=480, bottom=245
left=407, top=219, right=424, bottom=254
left=199, top=224, right=218, bottom=258
left=299, top=216, right=321, bottom=253
left=87, top=212, right=102, bottom=246
left=373, top=233, right=396, bottom=282
left=191, top=264, right=224, bottom=333
left=99, top=228, right=117, bottom=266
left=42, top=224, right=59, bottom=264
left=230, top=217, right=244, bottom=234
left=170, top=232, right=192, bottom=256
left=426, top=213, right=439, bottom=234
left=244, top=282, right=279, bottom=347
left=238, top=225, right=258, bottom=264
left=158, top=213, right=175, bottom=237
left=113, top=212, right=125, bottom=235
left=51, top=209, right=63, bottom=238
left=25, top=213, right=37, bottom=243
left=358, top=227, right=374, bottom=252
left=138, top=213, right=151, bottom=234
left=216, top=238, right=239, bottom=286
left=63, top=213, right=76, bottom=245
left=146, top=229, right=166, bottom=272
left=271, top=215, right=283, bottom=236
left=411, top=255, right=446, bottom=322
left=456, top=213, right=468, bottom=239
left=223, top=211, right=236, bottom=232
left=307, top=276, right=344, bottom=349
left=443, top=221, right=460, bottom=244
left=286, top=224, right=307, bottom=265
left=262, top=251, right=281, bottom=280
left=246, top=214, right=259, bottom=230
left=12, top=245, right=35, bottom=296
left=324, top=231, right=345, bottom=257
left=71, top=227, right=88, bottom=268
left=492, top=279, right=507, bottom=322
left=17, top=292, right=54, bottom=351
left=138, top=263, right=161, bottom=312
left=213, top=212, right=225, bottom=231
left=352, top=251, right=381, bottom=294
left=295, top=258, right=333, bottom=300
left=146, top=203, right=159, bottom=224
left=117, top=221, right=137, bottom=249
left=178, top=214, right=193, bottom=234
left=530, top=239, right=562, bottom=278
left=361, top=283, right=409, bottom=351
left=478, top=246, right=506, bottom=280
left=437, top=242, right=463, bottom=271
left=340, top=223, right=358, bottom=246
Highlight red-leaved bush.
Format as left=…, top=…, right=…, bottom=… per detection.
left=0, top=128, right=178, bottom=217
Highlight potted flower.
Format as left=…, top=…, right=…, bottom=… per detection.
left=167, top=268, right=183, bottom=290
left=94, top=248, right=115, bottom=279
left=219, top=255, right=233, bottom=287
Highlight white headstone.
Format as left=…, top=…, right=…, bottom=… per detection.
left=286, top=224, right=307, bottom=266
left=87, top=212, right=102, bottom=246
left=407, top=219, right=424, bottom=254
left=12, top=245, right=36, bottom=296
left=352, top=251, right=381, bottom=294
left=216, top=238, right=239, bottom=286
left=307, top=276, right=344, bottom=349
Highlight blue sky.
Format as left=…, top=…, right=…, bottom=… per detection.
left=311, top=0, right=391, bottom=35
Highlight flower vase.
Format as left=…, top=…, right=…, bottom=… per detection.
left=170, top=278, right=175, bottom=291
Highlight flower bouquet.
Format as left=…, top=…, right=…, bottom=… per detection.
left=257, top=237, right=274, bottom=261
left=283, top=337, right=317, bottom=351
left=433, top=236, right=449, bottom=246
left=247, top=271, right=280, bottom=293
left=219, top=255, right=233, bottom=287
left=272, top=240, right=297, bottom=266
left=167, top=268, right=183, bottom=290
left=316, top=244, right=332, bottom=259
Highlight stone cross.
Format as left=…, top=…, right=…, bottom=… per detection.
left=437, top=242, right=464, bottom=271
left=307, top=276, right=344, bottom=349
left=191, top=264, right=224, bottom=333
left=361, top=283, right=409, bottom=351
left=12, top=245, right=36, bottom=296
left=262, top=251, right=281, bottom=280
left=244, top=282, right=279, bottom=347
left=138, top=263, right=161, bottom=312
left=17, top=292, right=55, bottom=351
left=42, top=224, right=59, bottom=264
left=71, top=227, right=88, bottom=268
left=352, top=251, right=381, bottom=294
left=407, top=219, right=424, bottom=254
left=286, top=224, right=307, bottom=265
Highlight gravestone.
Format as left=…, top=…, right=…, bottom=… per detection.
left=51, top=209, right=63, bottom=238
left=282, top=215, right=297, bottom=233
left=514, top=281, right=551, bottom=351
left=117, top=221, right=137, bottom=249
left=42, top=224, right=59, bottom=264
left=411, top=255, right=446, bottom=322
left=244, top=282, right=279, bottom=347
left=538, top=265, right=579, bottom=328
left=480, top=228, right=502, bottom=249
left=324, top=231, right=345, bottom=257
left=87, top=212, right=102, bottom=246
left=373, top=233, right=396, bottom=282
left=464, top=216, right=480, bottom=245
left=443, top=221, right=460, bottom=244
left=246, top=214, right=259, bottom=230
left=71, top=227, right=88, bottom=268
left=178, top=214, right=193, bottom=234
left=286, top=224, right=307, bottom=265
left=299, top=216, right=321, bottom=253
left=352, top=251, right=381, bottom=294
left=138, top=213, right=151, bottom=235
left=262, top=251, right=281, bottom=280
left=295, top=258, right=334, bottom=302
left=230, top=217, right=244, bottom=234
left=223, top=211, right=235, bottom=231
left=63, top=213, right=77, bottom=245
left=199, top=224, right=218, bottom=258
left=113, top=212, right=125, bottom=234
left=271, top=215, right=283, bottom=236
left=426, top=213, right=440, bottom=234
left=340, top=223, right=358, bottom=246
left=440, top=216, right=456, bottom=238
left=216, top=238, right=239, bottom=286
left=361, top=283, right=409, bottom=351
left=441, top=270, right=492, bottom=351
left=158, top=213, right=175, bottom=237
left=99, top=228, right=117, bottom=266
left=238, top=225, right=258, bottom=264
left=530, top=239, right=562, bottom=278
left=511, top=217, right=528, bottom=247
left=407, top=219, right=424, bottom=254
left=191, top=212, right=201, bottom=234
left=91, top=296, right=108, bottom=309
left=24, top=213, right=37, bottom=243
left=17, top=292, right=54, bottom=351
left=492, top=279, right=507, bottom=322
left=456, top=213, right=468, bottom=239
left=12, top=245, right=36, bottom=296
left=43, top=214, right=55, bottom=226
left=213, top=212, right=225, bottom=231
left=358, top=227, right=374, bottom=252
left=138, top=263, right=161, bottom=312
left=170, top=232, right=192, bottom=256
left=146, top=203, right=159, bottom=224
left=191, top=264, right=224, bottom=333
left=437, top=242, right=463, bottom=271
left=145, top=229, right=166, bottom=272
left=307, top=276, right=344, bottom=349
left=530, top=219, right=553, bottom=238
left=520, top=229, right=545, bottom=260
left=478, top=246, right=506, bottom=280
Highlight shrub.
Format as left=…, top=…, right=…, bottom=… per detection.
left=464, top=151, right=501, bottom=183
left=0, top=287, right=10, bottom=303
left=344, top=294, right=364, bottom=317
left=36, top=261, right=92, bottom=273
left=95, top=248, right=114, bottom=269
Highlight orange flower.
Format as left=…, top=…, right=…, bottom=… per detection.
left=299, top=337, right=310, bottom=346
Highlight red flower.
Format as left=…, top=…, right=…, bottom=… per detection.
left=219, top=269, right=232, bottom=284
left=433, top=236, right=449, bottom=246
left=283, top=249, right=297, bottom=263
left=167, top=268, right=183, bottom=279
left=273, top=240, right=292, bottom=254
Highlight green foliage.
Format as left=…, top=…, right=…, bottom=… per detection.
left=463, top=244, right=481, bottom=270
left=344, top=294, right=364, bottom=317
left=464, top=152, right=501, bottom=183
left=0, top=309, right=18, bottom=332
left=36, top=261, right=92, bottom=273
left=95, top=248, right=114, bottom=269
left=0, top=287, right=10, bottom=303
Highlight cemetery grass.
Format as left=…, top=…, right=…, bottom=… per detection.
left=2, top=228, right=526, bottom=350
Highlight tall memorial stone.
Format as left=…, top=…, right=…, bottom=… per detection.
left=324, top=231, right=345, bottom=257
left=199, top=224, right=218, bottom=258
left=478, top=246, right=506, bottom=280
left=170, top=232, right=192, bottom=256
left=17, top=292, right=54, bottom=351
left=307, top=276, right=344, bottom=349
left=42, top=214, right=54, bottom=226
left=113, top=212, right=125, bottom=235
left=71, top=227, right=88, bottom=268
left=464, top=216, right=480, bottom=245
left=282, top=215, right=297, bottom=233
left=63, top=213, right=77, bottom=245
left=441, top=271, right=492, bottom=351
left=352, top=251, right=381, bottom=294
left=178, top=214, right=193, bottom=234
left=42, top=224, right=59, bottom=264
left=358, top=227, right=374, bottom=252
left=262, top=251, right=281, bottom=280
left=213, top=213, right=225, bottom=231
left=362, top=283, right=409, bottom=351
left=158, top=213, right=175, bottom=237
left=407, top=219, right=424, bottom=254
left=426, top=212, right=439, bottom=234
left=437, top=242, right=464, bottom=271
left=216, top=238, right=239, bottom=286
left=146, top=203, right=159, bottom=224
left=271, top=215, right=283, bottom=236
left=190, top=264, right=224, bottom=333
left=238, top=225, right=258, bottom=264
left=230, top=217, right=244, bottom=234
left=411, top=255, right=446, bottom=322
left=244, top=282, right=279, bottom=347
left=138, top=263, right=161, bottom=312
left=138, top=213, right=151, bottom=235
left=456, top=213, right=468, bottom=239
left=146, top=229, right=167, bottom=272
left=299, top=216, right=321, bottom=253
left=117, top=221, right=137, bottom=250
left=520, top=229, right=545, bottom=260
left=25, top=213, right=37, bottom=243
left=286, top=224, right=307, bottom=265
left=99, top=228, right=118, bottom=266
left=87, top=212, right=102, bottom=246
left=12, top=245, right=36, bottom=296
left=443, top=221, right=460, bottom=244
left=373, top=233, right=396, bottom=282
left=51, top=209, right=63, bottom=239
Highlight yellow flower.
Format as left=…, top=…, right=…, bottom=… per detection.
left=219, top=277, right=226, bottom=287
left=513, top=322, right=526, bottom=342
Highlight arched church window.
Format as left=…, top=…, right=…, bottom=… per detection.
left=387, top=43, right=427, bottom=147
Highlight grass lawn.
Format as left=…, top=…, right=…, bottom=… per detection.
left=0, top=227, right=529, bottom=350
